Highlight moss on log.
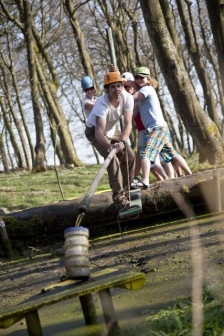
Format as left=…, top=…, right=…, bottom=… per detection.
left=3, top=168, right=224, bottom=241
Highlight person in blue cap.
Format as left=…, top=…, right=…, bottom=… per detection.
left=81, top=76, right=97, bottom=119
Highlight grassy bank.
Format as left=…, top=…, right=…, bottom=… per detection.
left=0, top=165, right=110, bottom=212
left=124, top=287, right=224, bottom=335
left=0, top=154, right=211, bottom=213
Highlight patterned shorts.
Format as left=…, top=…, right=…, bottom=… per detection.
left=140, top=126, right=178, bottom=163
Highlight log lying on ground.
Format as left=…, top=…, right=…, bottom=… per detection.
left=3, top=168, right=224, bottom=241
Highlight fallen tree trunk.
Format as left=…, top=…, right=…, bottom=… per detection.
left=3, top=168, right=224, bottom=241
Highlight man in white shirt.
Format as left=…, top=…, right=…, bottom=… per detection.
left=85, top=71, right=135, bottom=211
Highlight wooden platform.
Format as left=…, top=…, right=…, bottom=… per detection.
left=0, top=268, right=146, bottom=336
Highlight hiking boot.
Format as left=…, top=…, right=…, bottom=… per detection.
left=114, top=196, right=130, bottom=211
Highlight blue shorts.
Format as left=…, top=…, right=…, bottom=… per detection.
left=140, top=126, right=178, bottom=162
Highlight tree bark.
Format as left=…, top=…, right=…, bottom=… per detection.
left=34, top=53, right=82, bottom=167
left=198, top=1, right=224, bottom=118
left=0, top=57, right=30, bottom=169
left=3, top=168, right=224, bottom=241
left=63, top=0, right=99, bottom=93
left=7, top=37, right=35, bottom=169
left=139, top=0, right=224, bottom=165
left=205, top=0, right=224, bottom=94
left=0, top=97, right=26, bottom=168
left=177, top=0, right=220, bottom=129
left=23, top=0, right=46, bottom=171
left=0, top=132, right=9, bottom=172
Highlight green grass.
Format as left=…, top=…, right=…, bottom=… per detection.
left=0, top=156, right=223, bottom=336
left=0, top=153, right=213, bottom=212
left=0, top=165, right=111, bottom=212
left=122, top=287, right=224, bottom=335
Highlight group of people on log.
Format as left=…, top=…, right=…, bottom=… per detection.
left=81, top=65, right=192, bottom=212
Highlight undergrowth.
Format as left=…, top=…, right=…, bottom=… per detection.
left=123, top=286, right=224, bottom=335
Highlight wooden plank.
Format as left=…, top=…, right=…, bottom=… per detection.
left=0, top=270, right=146, bottom=328
left=0, top=314, right=23, bottom=329
left=42, top=267, right=119, bottom=292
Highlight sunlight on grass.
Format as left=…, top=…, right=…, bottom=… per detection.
left=0, top=165, right=110, bottom=211
left=0, top=154, right=217, bottom=212
left=122, top=287, right=224, bottom=335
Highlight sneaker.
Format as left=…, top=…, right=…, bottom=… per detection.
left=132, top=176, right=141, bottom=184
left=130, top=183, right=138, bottom=190
left=133, top=180, right=149, bottom=190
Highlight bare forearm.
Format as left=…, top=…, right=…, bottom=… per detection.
left=121, top=124, right=132, bottom=141
left=95, top=131, right=111, bottom=150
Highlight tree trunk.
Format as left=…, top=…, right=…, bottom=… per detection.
left=97, top=0, right=136, bottom=72
left=120, top=1, right=140, bottom=69
left=0, top=59, right=31, bottom=169
left=7, top=38, right=35, bottom=169
left=49, top=119, right=65, bottom=166
left=177, top=0, right=220, bottom=129
left=159, top=0, right=182, bottom=56
left=35, top=53, right=83, bottom=167
left=3, top=168, right=224, bottom=241
left=139, top=0, right=224, bottom=165
left=205, top=0, right=224, bottom=94
left=63, top=0, right=99, bottom=92
left=0, top=132, right=9, bottom=172
left=23, top=0, right=46, bottom=171
left=0, top=97, right=26, bottom=168
left=198, top=1, right=224, bottom=118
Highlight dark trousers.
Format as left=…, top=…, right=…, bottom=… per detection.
left=85, top=127, right=135, bottom=202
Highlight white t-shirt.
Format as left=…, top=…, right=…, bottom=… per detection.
left=86, top=89, right=134, bottom=139
left=138, top=86, right=167, bottom=129
left=81, top=96, right=97, bottom=118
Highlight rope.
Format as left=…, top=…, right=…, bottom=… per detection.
left=117, top=214, right=124, bottom=238
left=125, top=143, right=131, bottom=203
left=75, top=213, right=85, bottom=226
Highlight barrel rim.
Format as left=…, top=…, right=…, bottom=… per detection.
left=64, top=226, right=89, bottom=234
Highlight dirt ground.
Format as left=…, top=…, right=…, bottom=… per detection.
left=1, top=212, right=224, bottom=335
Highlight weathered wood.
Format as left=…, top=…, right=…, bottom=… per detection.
left=25, top=310, right=43, bottom=336
left=79, top=294, right=98, bottom=325
left=0, top=269, right=146, bottom=334
left=3, top=168, right=224, bottom=240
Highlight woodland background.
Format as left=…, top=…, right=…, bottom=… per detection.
left=0, top=0, right=224, bottom=172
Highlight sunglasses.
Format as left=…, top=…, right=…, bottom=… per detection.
left=84, top=87, right=94, bottom=92
left=135, top=75, right=145, bottom=80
